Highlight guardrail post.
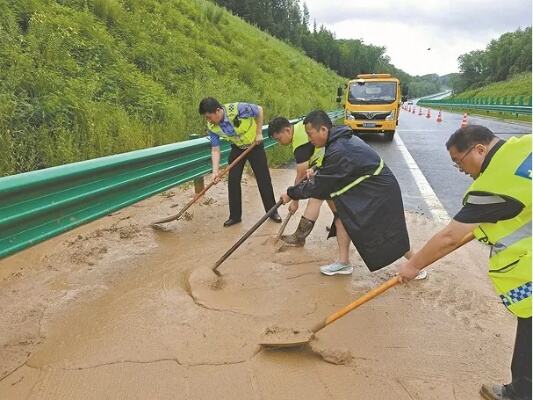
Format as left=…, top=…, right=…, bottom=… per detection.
left=189, top=133, right=205, bottom=194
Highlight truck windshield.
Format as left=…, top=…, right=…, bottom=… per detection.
left=348, top=82, right=397, bottom=104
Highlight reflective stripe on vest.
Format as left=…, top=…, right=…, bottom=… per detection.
left=466, top=194, right=507, bottom=205
left=330, top=158, right=384, bottom=198
left=491, top=222, right=532, bottom=256
left=208, top=103, right=257, bottom=148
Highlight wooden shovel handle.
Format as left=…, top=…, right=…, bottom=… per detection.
left=310, top=232, right=476, bottom=333
left=151, top=143, right=257, bottom=225
left=275, top=212, right=293, bottom=241
left=212, top=200, right=284, bottom=273
left=310, top=276, right=400, bottom=333
left=218, top=142, right=257, bottom=179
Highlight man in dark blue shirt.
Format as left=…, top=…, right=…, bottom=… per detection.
left=199, top=98, right=281, bottom=227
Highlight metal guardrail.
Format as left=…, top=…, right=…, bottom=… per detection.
left=0, top=110, right=343, bottom=259
left=418, top=97, right=532, bottom=115
left=418, top=90, right=453, bottom=101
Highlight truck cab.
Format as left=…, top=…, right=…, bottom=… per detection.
left=338, top=74, right=402, bottom=142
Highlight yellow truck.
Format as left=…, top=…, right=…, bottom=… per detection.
left=337, top=73, right=403, bottom=142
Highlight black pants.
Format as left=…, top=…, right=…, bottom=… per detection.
left=227, top=143, right=276, bottom=220
left=509, top=317, right=532, bottom=398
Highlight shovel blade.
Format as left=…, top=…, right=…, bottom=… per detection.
left=260, top=338, right=311, bottom=349
left=259, top=327, right=313, bottom=349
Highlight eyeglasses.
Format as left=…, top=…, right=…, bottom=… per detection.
left=453, top=145, right=475, bottom=169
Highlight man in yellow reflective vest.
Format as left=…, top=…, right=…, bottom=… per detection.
left=398, top=125, right=532, bottom=400
left=268, top=116, right=325, bottom=246
left=198, top=97, right=281, bottom=227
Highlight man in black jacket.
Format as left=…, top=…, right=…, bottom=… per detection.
left=280, top=110, right=424, bottom=277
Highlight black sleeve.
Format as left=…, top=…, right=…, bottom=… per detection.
left=293, top=142, right=315, bottom=164
left=287, top=147, right=355, bottom=200
left=453, top=194, right=524, bottom=224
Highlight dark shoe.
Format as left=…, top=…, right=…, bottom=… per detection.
left=281, top=216, right=315, bottom=247
left=223, top=218, right=241, bottom=227
left=270, top=212, right=282, bottom=223
left=480, top=383, right=528, bottom=400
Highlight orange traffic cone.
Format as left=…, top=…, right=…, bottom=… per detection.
left=418, top=107, right=423, bottom=116
left=426, top=108, right=431, bottom=118
left=461, top=113, right=468, bottom=128
left=436, top=110, right=442, bottom=123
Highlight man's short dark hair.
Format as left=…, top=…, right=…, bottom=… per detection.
left=303, top=110, right=332, bottom=132
left=267, top=116, right=291, bottom=138
left=198, top=97, right=222, bottom=115
left=446, top=125, right=496, bottom=152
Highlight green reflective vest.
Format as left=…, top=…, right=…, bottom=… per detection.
left=463, top=135, right=532, bottom=318
left=290, top=121, right=324, bottom=167
left=208, top=102, right=257, bottom=148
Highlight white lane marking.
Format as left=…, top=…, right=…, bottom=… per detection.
left=394, top=134, right=450, bottom=224
left=397, top=129, right=450, bottom=132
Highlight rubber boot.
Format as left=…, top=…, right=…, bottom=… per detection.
left=281, top=217, right=315, bottom=247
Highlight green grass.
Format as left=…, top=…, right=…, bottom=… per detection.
left=0, top=0, right=343, bottom=176
left=421, top=72, right=532, bottom=123
left=453, top=72, right=532, bottom=99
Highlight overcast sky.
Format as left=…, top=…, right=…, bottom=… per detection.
left=304, top=0, right=532, bottom=76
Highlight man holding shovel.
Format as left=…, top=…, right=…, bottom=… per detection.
left=268, top=116, right=325, bottom=246
left=199, top=97, right=282, bottom=227
left=398, top=126, right=531, bottom=400
left=280, top=110, right=425, bottom=278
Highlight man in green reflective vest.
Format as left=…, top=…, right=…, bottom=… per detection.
left=198, top=97, right=281, bottom=227
left=268, top=116, right=326, bottom=246
left=279, top=110, right=422, bottom=278
left=398, top=125, right=532, bottom=400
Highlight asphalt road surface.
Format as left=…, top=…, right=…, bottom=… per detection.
left=360, top=108, right=531, bottom=221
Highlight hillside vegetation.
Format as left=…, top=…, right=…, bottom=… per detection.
left=214, top=0, right=445, bottom=99
left=451, top=27, right=531, bottom=94
left=452, top=72, right=531, bottom=99
left=0, top=0, right=342, bottom=176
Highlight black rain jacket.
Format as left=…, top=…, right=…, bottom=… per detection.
left=287, top=125, right=410, bottom=271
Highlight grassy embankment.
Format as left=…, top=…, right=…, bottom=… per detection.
left=429, top=73, right=532, bottom=123
left=0, top=0, right=344, bottom=176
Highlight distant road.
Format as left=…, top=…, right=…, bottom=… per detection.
left=361, top=108, right=531, bottom=220
left=419, top=90, right=453, bottom=101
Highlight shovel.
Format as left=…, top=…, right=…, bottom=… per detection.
left=151, top=143, right=257, bottom=226
left=260, top=231, right=476, bottom=348
left=275, top=212, right=293, bottom=242
left=262, top=211, right=294, bottom=246
left=260, top=276, right=400, bottom=348
left=212, top=200, right=284, bottom=274
left=188, top=201, right=285, bottom=291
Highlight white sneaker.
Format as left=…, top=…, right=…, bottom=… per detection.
left=320, top=262, right=354, bottom=276
left=414, top=270, right=428, bottom=280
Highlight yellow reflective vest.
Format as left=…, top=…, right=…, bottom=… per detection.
left=463, top=135, right=532, bottom=317
left=207, top=102, right=257, bottom=148
left=290, top=121, right=324, bottom=167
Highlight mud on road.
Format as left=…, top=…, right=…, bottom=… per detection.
left=0, top=170, right=514, bottom=399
